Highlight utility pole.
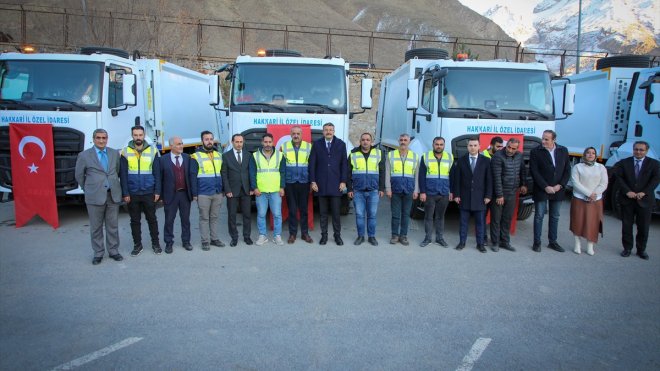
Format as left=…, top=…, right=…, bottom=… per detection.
left=576, top=0, right=582, bottom=73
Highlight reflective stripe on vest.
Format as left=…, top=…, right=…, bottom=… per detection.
left=282, top=141, right=310, bottom=167
left=254, top=150, right=281, bottom=192
left=425, top=151, right=452, bottom=180
left=123, top=146, right=156, bottom=175
left=482, top=149, right=492, bottom=159
left=192, top=151, right=222, bottom=178
left=389, top=150, right=418, bottom=178
left=351, top=148, right=381, bottom=175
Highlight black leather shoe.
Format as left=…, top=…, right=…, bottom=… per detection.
left=477, top=244, right=487, bottom=253
left=92, top=257, right=103, bottom=265
left=183, top=242, right=193, bottom=251
left=319, top=235, right=328, bottom=245
left=152, top=244, right=163, bottom=255
left=532, top=242, right=541, bottom=252
left=354, top=236, right=364, bottom=246
left=637, top=251, right=649, bottom=260
left=499, top=243, right=516, bottom=252
left=165, top=244, right=173, bottom=254
left=244, top=237, right=254, bottom=246
left=211, top=239, right=225, bottom=247
left=419, top=239, right=432, bottom=247
left=548, top=242, right=565, bottom=252
left=435, top=238, right=448, bottom=247
left=491, top=244, right=499, bottom=252
left=620, top=250, right=631, bottom=257
left=456, top=242, right=465, bottom=250
left=230, top=239, right=238, bottom=247
left=202, top=243, right=210, bottom=251
left=335, top=235, right=344, bottom=246
left=368, top=237, right=378, bottom=246
left=130, top=244, right=143, bottom=257
left=109, top=254, right=124, bottom=261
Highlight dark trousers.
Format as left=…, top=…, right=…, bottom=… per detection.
left=318, top=195, right=341, bottom=237
left=163, top=190, right=191, bottom=245
left=621, top=202, right=652, bottom=253
left=490, top=194, right=516, bottom=245
left=227, top=192, right=252, bottom=240
left=127, top=193, right=159, bottom=247
left=285, top=182, right=310, bottom=236
left=459, top=209, right=486, bottom=244
left=423, top=194, right=449, bottom=240
left=391, top=192, right=413, bottom=237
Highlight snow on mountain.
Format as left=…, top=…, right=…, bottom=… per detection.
left=459, top=0, right=659, bottom=74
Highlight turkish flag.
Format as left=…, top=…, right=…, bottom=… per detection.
left=10, top=123, right=59, bottom=228
left=479, top=133, right=524, bottom=234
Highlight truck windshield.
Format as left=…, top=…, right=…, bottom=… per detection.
left=0, top=60, right=103, bottom=111
left=231, top=63, right=346, bottom=113
left=440, top=68, right=553, bottom=118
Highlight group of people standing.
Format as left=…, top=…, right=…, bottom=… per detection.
left=74, top=125, right=659, bottom=266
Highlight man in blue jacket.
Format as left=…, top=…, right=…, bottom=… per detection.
left=191, top=131, right=224, bottom=251
left=418, top=136, right=453, bottom=247
left=120, top=126, right=162, bottom=256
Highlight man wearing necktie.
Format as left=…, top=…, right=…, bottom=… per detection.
left=156, top=136, right=196, bottom=254
left=75, top=129, right=123, bottom=265
left=451, top=137, right=492, bottom=252
left=614, top=141, right=660, bottom=260
left=221, top=134, right=256, bottom=247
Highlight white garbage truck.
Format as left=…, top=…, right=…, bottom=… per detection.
left=375, top=48, right=574, bottom=220
left=209, top=48, right=372, bottom=151
left=0, top=46, right=224, bottom=200
left=553, top=55, right=652, bottom=163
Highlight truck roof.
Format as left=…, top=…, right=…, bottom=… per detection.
left=235, top=55, right=347, bottom=67
left=0, top=51, right=131, bottom=63
left=399, top=58, right=549, bottom=73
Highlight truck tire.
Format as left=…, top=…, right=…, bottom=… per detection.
left=79, top=46, right=130, bottom=59
left=404, top=48, right=449, bottom=62
left=265, top=49, right=302, bottom=57
left=411, top=199, right=425, bottom=220
left=517, top=202, right=534, bottom=220
left=595, top=55, right=651, bottom=70
left=610, top=181, right=623, bottom=220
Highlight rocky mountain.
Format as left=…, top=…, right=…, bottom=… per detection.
left=459, top=0, right=660, bottom=74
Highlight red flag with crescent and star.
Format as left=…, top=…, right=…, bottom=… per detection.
left=9, top=123, right=59, bottom=228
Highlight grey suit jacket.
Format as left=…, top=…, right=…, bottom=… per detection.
left=75, top=146, right=122, bottom=205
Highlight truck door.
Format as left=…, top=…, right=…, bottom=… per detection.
left=413, top=75, right=437, bottom=154
left=103, top=63, right=140, bottom=149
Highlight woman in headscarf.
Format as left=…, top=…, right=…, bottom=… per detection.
left=570, top=147, right=608, bottom=255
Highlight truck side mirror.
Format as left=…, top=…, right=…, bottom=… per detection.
left=361, top=78, right=373, bottom=109
left=209, top=75, right=220, bottom=106
left=122, top=74, right=136, bottom=106
left=407, top=79, right=419, bottom=110
left=646, top=83, right=660, bottom=114
left=563, top=83, right=575, bottom=115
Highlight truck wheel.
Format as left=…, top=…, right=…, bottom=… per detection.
left=517, top=202, right=534, bottom=220
left=340, top=194, right=350, bottom=216
left=411, top=199, right=425, bottom=220
left=79, top=46, right=130, bottom=59
left=265, top=49, right=302, bottom=57
left=595, top=55, right=650, bottom=70
left=404, top=48, right=449, bottom=62
left=610, top=181, right=623, bottom=220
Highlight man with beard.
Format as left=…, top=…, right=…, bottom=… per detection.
left=120, top=125, right=162, bottom=256
left=191, top=131, right=225, bottom=251
left=250, top=133, right=285, bottom=245
left=418, top=136, right=453, bottom=247
left=280, top=126, right=313, bottom=244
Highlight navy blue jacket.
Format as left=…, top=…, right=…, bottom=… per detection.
left=308, top=136, right=348, bottom=196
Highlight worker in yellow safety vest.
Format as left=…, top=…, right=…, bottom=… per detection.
left=250, top=133, right=285, bottom=246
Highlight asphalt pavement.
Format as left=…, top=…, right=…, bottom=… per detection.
left=0, top=197, right=659, bottom=370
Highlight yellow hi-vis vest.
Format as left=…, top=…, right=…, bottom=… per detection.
left=253, top=150, right=281, bottom=192
left=282, top=141, right=310, bottom=166
left=482, top=149, right=492, bottom=158
left=123, top=145, right=156, bottom=175
left=350, top=148, right=381, bottom=174
left=389, top=150, right=418, bottom=178
left=425, top=150, right=453, bottom=179
left=191, top=150, right=222, bottom=178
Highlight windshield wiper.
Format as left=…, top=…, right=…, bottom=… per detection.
left=448, top=107, right=498, bottom=118
left=287, top=102, right=337, bottom=113
left=35, top=97, right=87, bottom=111
left=0, top=98, right=33, bottom=109
left=501, top=108, right=549, bottom=120
left=237, top=102, right=284, bottom=112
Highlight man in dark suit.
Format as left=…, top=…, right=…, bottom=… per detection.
left=221, top=134, right=256, bottom=247
left=75, top=128, right=123, bottom=265
left=155, top=136, right=196, bottom=254
left=614, top=141, right=660, bottom=260
left=309, top=122, right=348, bottom=245
left=529, top=129, right=571, bottom=252
left=452, top=137, right=492, bottom=252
